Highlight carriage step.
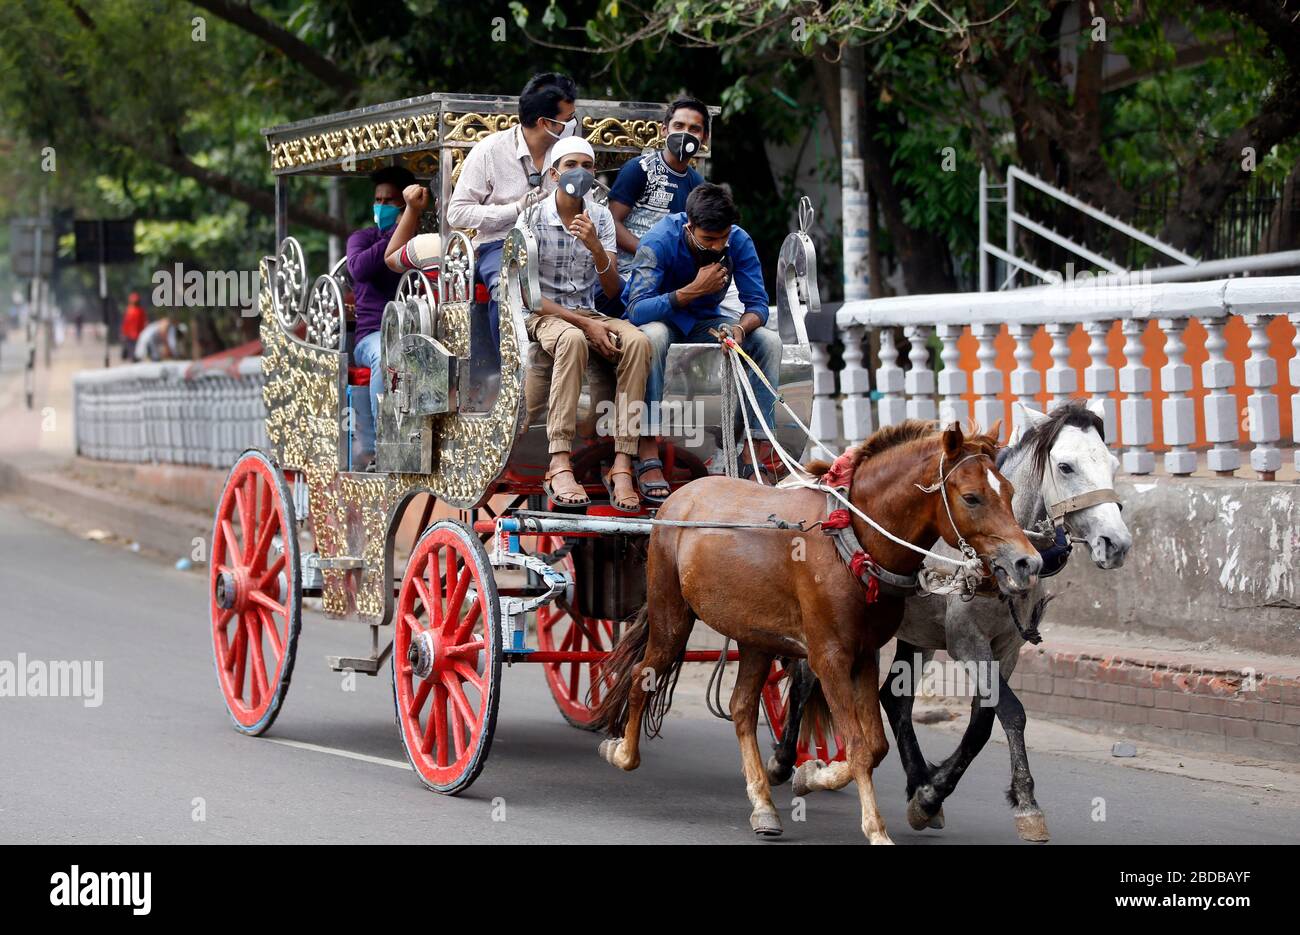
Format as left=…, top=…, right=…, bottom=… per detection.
left=302, top=554, right=366, bottom=591
left=326, top=643, right=393, bottom=675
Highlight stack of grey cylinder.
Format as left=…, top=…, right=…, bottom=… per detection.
left=73, top=356, right=267, bottom=468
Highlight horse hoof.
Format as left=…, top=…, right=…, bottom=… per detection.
left=791, top=759, right=825, bottom=797
left=599, top=738, right=632, bottom=770
left=1015, top=811, right=1050, bottom=843
left=927, top=805, right=945, bottom=830
left=868, top=832, right=895, bottom=845
left=906, top=789, right=940, bottom=831
left=751, top=810, right=784, bottom=837
left=766, top=754, right=793, bottom=787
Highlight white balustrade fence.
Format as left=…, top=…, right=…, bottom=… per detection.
left=809, top=275, right=1300, bottom=480
left=69, top=275, right=1300, bottom=481
left=74, top=357, right=267, bottom=468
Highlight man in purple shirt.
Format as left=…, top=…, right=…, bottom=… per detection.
left=348, top=165, right=416, bottom=465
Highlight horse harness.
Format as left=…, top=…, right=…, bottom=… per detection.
left=819, top=450, right=989, bottom=604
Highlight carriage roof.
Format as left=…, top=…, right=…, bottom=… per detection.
left=262, top=92, right=721, bottom=177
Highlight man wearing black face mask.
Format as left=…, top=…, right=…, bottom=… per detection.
left=608, top=98, right=710, bottom=277
left=623, top=183, right=781, bottom=494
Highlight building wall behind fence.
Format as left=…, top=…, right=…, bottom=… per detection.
left=954, top=315, right=1297, bottom=446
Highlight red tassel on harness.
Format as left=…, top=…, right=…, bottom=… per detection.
left=822, top=508, right=851, bottom=530
left=849, top=550, right=880, bottom=604
left=822, top=452, right=856, bottom=489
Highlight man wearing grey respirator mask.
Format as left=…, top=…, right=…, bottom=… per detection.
left=516, top=138, right=652, bottom=513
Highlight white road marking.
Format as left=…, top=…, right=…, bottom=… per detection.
left=986, top=468, right=1002, bottom=495
left=265, top=738, right=412, bottom=770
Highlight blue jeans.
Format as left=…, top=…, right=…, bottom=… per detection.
left=475, top=238, right=504, bottom=350
left=352, top=330, right=384, bottom=458
left=639, top=317, right=782, bottom=439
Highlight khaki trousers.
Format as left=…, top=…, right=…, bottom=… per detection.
left=525, top=311, right=650, bottom=456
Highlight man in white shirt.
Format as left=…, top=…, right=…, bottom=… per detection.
left=446, top=72, right=579, bottom=351
left=516, top=137, right=650, bottom=512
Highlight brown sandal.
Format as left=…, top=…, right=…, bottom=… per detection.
left=602, top=468, right=641, bottom=514
left=543, top=468, right=590, bottom=507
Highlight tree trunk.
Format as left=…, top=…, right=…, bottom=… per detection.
left=861, top=79, right=957, bottom=294
left=1256, top=155, right=1300, bottom=253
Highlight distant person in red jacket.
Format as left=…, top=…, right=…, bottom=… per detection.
left=121, top=292, right=147, bottom=360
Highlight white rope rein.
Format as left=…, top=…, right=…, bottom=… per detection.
left=721, top=337, right=983, bottom=572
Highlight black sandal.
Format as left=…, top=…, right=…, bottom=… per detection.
left=634, top=458, right=671, bottom=504
left=738, top=461, right=773, bottom=484
left=542, top=468, right=590, bottom=507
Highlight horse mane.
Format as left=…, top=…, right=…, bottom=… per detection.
left=804, top=419, right=1001, bottom=479
left=1011, top=400, right=1105, bottom=478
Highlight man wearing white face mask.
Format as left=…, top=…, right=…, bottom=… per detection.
left=447, top=72, right=579, bottom=352
left=516, top=137, right=651, bottom=513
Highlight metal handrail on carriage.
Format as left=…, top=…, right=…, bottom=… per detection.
left=206, top=89, right=826, bottom=794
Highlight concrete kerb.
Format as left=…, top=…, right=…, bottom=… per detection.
left=1, top=456, right=214, bottom=561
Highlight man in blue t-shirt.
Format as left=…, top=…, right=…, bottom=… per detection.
left=608, top=98, right=709, bottom=276
left=622, top=183, right=781, bottom=496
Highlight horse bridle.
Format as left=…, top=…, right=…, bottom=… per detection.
left=1037, top=456, right=1123, bottom=539
left=1001, top=446, right=1126, bottom=593
left=914, top=451, right=988, bottom=564
left=1034, top=462, right=1118, bottom=533
left=993, top=443, right=1123, bottom=545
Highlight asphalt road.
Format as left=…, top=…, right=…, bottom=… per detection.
left=1, top=501, right=1296, bottom=845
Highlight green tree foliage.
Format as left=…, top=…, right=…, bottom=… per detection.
left=2, top=0, right=1298, bottom=354
left=525, top=0, right=1300, bottom=285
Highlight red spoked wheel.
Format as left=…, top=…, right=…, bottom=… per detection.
left=533, top=535, right=618, bottom=730
left=209, top=450, right=302, bottom=736
left=393, top=520, right=502, bottom=795
left=761, top=659, right=846, bottom=766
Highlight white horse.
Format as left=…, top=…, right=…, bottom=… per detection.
left=772, top=400, right=1132, bottom=842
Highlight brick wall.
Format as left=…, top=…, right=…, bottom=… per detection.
left=1009, top=644, right=1300, bottom=762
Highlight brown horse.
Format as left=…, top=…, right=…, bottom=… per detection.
left=590, top=421, right=1042, bottom=843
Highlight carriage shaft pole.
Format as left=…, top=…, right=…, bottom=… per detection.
left=511, top=650, right=741, bottom=664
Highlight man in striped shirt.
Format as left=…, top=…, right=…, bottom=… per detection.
left=516, top=138, right=651, bottom=511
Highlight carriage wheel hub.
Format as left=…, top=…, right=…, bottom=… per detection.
left=409, top=630, right=437, bottom=680
left=214, top=566, right=257, bottom=612
left=215, top=570, right=241, bottom=610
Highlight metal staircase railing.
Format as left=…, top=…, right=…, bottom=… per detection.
left=978, top=165, right=1199, bottom=290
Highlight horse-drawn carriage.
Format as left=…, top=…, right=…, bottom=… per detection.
left=207, top=91, right=826, bottom=793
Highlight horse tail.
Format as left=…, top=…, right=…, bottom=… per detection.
left=588, top=605, right=649, bottom=737
left=798, top=671, right=833, bottom=752
left=588, top=605, right=687, bottom=739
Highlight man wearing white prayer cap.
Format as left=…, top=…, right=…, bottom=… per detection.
left=515, top=131, right=650, bottom=512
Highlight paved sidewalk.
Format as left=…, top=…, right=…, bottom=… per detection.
left=1007, top=625, right=1300, bottom=762
left=0, top=332, right=216, bottom=559
left=0, top=330, right=115, bottom=467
